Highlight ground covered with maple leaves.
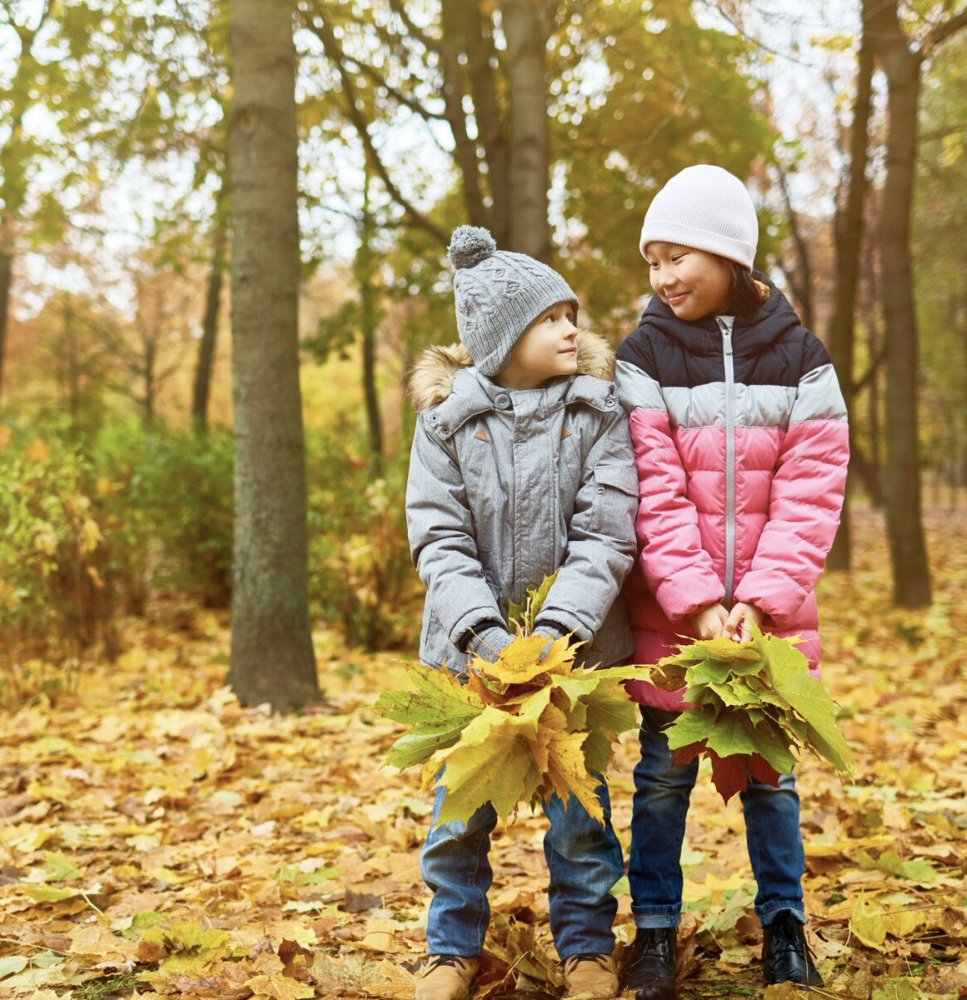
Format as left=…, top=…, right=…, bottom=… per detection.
left=1, top=508, right=965, bottom=999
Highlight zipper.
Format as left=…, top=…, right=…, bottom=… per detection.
left=719, top=318, right=736, bottom=606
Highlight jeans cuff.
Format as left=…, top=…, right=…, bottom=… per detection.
left=632, top=910, right=682, bottom=929
left=758, top=903, right=805, bottom=926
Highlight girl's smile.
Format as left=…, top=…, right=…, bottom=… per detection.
left=643, top=241, right=734, bottom=321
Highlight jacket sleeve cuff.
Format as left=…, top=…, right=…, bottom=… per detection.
left=535, top=609, right=592, bottom=644
left=451, top=609, right=504, bottom=651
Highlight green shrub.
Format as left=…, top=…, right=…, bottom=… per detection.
left=0, top=423, right=114, bottom=702
left=92, top=421, right=234, bottom=608
left=306, top=428, right=418, bottom=650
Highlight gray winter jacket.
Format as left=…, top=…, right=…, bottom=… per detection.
left=405, top=331, right=638, bottom=673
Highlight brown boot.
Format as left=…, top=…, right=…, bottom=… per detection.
left=415, top=955, right=480, bottom=1000
left=562, top=953, right=618, bottom=999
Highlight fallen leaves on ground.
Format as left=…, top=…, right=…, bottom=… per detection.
left=0, top=508, right=965, bottom=998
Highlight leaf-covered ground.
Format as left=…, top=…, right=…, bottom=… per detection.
left=1, top=508, right=965, bottom=999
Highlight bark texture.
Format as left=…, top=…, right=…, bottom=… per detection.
left=227, top=0, right=318, bottom=709
left=869, top=0, right=932, bottom=606
left=827, top=1, right=875, bottom=571
left=500, top=0, right=551, bottom=259
left=192, top=189, right=228, bottom=430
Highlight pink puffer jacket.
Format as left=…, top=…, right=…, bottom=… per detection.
left=615, top=282, right=849, bottom=710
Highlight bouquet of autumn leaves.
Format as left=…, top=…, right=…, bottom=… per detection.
left=377, top=577, right=854, bottom=825
left=649, top=626, right=855, bottom=802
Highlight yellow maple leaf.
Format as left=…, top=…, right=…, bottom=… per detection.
left=243, top=973, right=315, bottom=999
left=541, top=727, right=603, bottom=824
left=430, top=708, right=541, bottom=823
left=479, top=634, right=558, bottom=685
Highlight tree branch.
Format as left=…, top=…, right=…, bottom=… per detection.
left=334, top=48, right=448, bottom=123
left=386, top=0, right=442, bottom=54
left=308, top=14, right=448, bottom=246
left=922, top=7, right=967, bottom=57
left=853, top=345, right=886, bottom=397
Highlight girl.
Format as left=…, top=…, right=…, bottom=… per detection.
left=405, top=225, right=639, bottom=1000
left=614, top=165, right=848, bottom=999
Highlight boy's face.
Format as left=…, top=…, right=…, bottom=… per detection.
left=495, top=301, right=579, bottom=390
left=643, top=241, right=733, bottom=321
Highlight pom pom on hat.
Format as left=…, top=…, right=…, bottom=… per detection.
left=446, top=224, right=578, bottom=376
left=448, top=225, right=496, bottom=270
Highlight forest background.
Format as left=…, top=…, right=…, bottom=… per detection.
left=0, top=1, right=966, bottom=998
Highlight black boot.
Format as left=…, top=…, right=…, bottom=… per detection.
left=762, top=912, right=823, bottom=986
left=620, top=927, right=677, bottom=1000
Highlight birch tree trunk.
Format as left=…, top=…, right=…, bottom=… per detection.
left=227, top=0, right=319, bottom=710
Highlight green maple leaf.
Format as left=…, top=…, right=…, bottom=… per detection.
left=662, top=707, right=717, bottom=748
left=747, top=719, right=798, bottom=774
left=691, top=657, right=736, bottom=684
left=761, top=628, right=854, bottom=773
left=376, top=662, right=483, bottom=727
left=550, top=668, right=603, bottom=709
left=582, top=729, right=614, bottom=778
left=579, top=679, right=640, bottom=740
left=386, top=722, right=468, bottom=769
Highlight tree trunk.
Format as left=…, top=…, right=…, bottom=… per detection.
left=358, top=172, right=383, bottom=468
left=870, top=0, right=931, bottom=606
left=500, top=0, right=551, bottom=260
left=776, top=166, right=814, bottom=331
left=827, top=2, right=875, bottom=571
left=193, top=187, right=228, bottom=431
left=143, top=338, right=155, bottom=426
left=227, top=0, right=319, bottom=710
left=0, top=249, right=11, bottom=405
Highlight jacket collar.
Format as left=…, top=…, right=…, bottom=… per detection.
left=637, top=274, right=804, bottom=356
left=407, top=330, right=619, bottom=436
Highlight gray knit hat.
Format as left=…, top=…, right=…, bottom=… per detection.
left=639, top=164, right=758, bottom=270
left=447, top=225, right=578, bottom=376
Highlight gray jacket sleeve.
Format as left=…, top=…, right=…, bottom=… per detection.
left=406, top=415, right=504, bottom=649
left=535, top=411, right=638, bottom=644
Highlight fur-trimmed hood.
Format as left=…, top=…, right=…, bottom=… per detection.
left=407, top=329, right=616, bottom=412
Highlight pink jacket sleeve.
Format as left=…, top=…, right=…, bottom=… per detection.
left=619, top=360, right=725, bottom=621
left=734, top=361, right=849, bottom=625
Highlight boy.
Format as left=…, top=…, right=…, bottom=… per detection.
left=405, top=225, right=639, bottom=1000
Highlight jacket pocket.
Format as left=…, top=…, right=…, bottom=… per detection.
left=590, top=463, right=639, bottom=535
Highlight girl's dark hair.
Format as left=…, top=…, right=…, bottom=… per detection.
left=724, top=263, right=767, bottom=317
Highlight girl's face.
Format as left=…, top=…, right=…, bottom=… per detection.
left=495, top=301, right=579, bottom=390
left=644, top=241, right=733, bottom=321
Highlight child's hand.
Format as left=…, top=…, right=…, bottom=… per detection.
left=723, top=602, right=763, bottom=642
left=689, top=603, right=728, bottom=639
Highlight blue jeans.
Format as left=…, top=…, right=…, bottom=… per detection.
left=629, top=707, right=806, bottom=929
left=421, top=777, right=623, bottom=958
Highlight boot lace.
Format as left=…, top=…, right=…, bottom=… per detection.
left=564, top=953, right=611, bottom=973
left=768, top=914, right=818, bottom=961
left=426, top=955, right=473, bottom=972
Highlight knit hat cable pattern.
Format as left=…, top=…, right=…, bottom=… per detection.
left=447, top=225, right=578, bottom=376
left=639, top=164, right=759, bottom=270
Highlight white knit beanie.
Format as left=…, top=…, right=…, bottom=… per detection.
left=448, top=225, right=578, bottom=376
left=639, top=164, right=758, bottom=270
